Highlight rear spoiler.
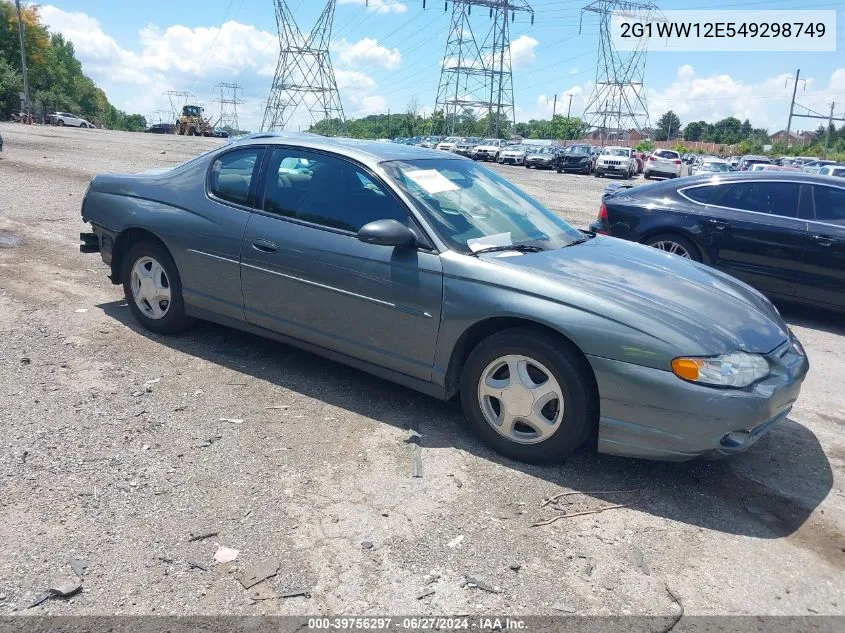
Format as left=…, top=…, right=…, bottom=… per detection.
left=602, top=182, right=635, bottom=199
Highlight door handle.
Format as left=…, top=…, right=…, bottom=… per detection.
left=706, top=219, right=728, bottom=230
left=811, top=234, right=834, bottom=247
left=252, top=239, right=277, bottom=253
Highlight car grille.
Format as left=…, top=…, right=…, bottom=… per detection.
left=603, top=159, right=622, bottom=166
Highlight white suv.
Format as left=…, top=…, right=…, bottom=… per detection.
left=644, top=149, right=683, bottom=179
left=52, top=112, right=94, bottom=128
left=595, top=146, right=637, bottom=179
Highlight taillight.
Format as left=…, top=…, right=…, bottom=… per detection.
left=673, top=159, right=682, bottom=164
left=648, top=156, right=656, bottom=161
left=599, top=202, right=608, bottom=221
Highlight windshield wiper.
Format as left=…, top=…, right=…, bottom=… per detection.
left=469, top=244, right=546, bottom=257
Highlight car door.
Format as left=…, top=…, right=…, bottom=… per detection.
left=680, top=180, right=807, bottom=299
left=66, top=113, right=81, bottom=127
left=240, top=146, right=444, bottom=381
left=799, top=183, right=845, bottom=309
left=175, top=145, right=265, bottom=322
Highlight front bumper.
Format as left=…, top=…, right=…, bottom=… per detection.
left=500, top=156, right=524, bottom=164
left=588, top=336, right=809, bottom=461
left=560, top=160, right=592, bottom=171
left=526, top=159, right=552, bottom=168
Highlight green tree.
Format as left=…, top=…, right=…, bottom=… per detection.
left=682, top=121, right=706, bottom=142
left=635, top=139, right=655, bottom=152
left=741, top=118, right=752, bottom=138
left=654, top=111, right=681, bottom=141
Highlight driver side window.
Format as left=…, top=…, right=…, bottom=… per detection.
left=261, top=148, right=411, bottom=233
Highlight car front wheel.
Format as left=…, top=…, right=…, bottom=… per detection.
left=122, top=241, right=194, bottom=334
left=460, top=329, right=596, bottom=464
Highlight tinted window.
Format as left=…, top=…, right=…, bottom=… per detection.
left=208, top=148, right=261, bottom=206
left=812, top=186, right=845, bottom=225
left=684, top=182, right=800, bottom=218
left=262, top=148, right=410, bottom=232
left=654, top=150, right=679, bottom=159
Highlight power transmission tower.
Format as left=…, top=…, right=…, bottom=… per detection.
left=216, top=82, right=243, bottom=132
left=261, top=0, right=346, bottom=135
left=432, top=0, right=534, bottom=138
left=163, top=91, right=194, bottom=119
left=580, top=0, right=659, bottom=145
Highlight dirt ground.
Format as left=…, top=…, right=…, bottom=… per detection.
left=0, top=123, right=843, bottom=617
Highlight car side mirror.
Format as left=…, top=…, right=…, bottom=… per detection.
left=357, top=219, right=417, bottom=248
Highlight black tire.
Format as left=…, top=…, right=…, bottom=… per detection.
left=57, top=120, right=65, bottom=126
left=594, top=171, right=602, bottom=178
left=122, top=241, right=194, bottom=335
left=643, top=233, right=702, bottom=262
left=460, top=328, right=597, bottom=464
left=643, top=173, right=651, bottom=180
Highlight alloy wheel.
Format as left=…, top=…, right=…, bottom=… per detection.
left=130, top=256, right=172, bottom=319
left=650, top=240, right=692, bottom=258
left=477, top=354, right=564, bottom=445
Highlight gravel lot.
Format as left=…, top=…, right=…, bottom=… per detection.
left=0, top=123, right=843, bottom=617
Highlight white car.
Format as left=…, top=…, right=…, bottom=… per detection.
left=498, top=145, right=527, bottom=165
left=471, top=138, right=507, bottom=162
left=644, top=149, right=683, bottom=179
left=51, top=112, right=94, bottom=128
left=692, top=158, right=731, bottom=175
left=436, top=137, right=462, bottom=152
left=595, top=146, right=637, bottom=179
left=818, top=164, right=845, bottom=178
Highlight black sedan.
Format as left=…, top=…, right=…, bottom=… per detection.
left=590, top=172, right=845, bottom=312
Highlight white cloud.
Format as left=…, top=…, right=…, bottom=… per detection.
left=645, top=65, right=844, bottom=131
left=338, top=0, right=408, bottom=14
left=334, top=38, right=401, bottom=70
left=38, top=5, right=393, bottom=130
left=509, top=35, right=538, bottom=70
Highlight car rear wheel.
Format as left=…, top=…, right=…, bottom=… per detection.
left=122, top=241, right=194, bottom=334
left=644, top=233, right=701, bottom=261
left=460, top=328, right=596, bottom=464
left=57, top=120, right=65, bottom=126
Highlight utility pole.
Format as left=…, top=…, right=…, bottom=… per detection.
left=823, top=102, right=835, bottom=159
left=387, top=109, right=391, bottom=139
left=564, top=93, right=574, bottom=146
left=552, top=94, right=557, bottom=119
left=15, top=0, right=30, bottom=120
left=785, top=69, right=801, bottom=142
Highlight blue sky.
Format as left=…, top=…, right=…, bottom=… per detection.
left=35, top=0, right=845, bottom=133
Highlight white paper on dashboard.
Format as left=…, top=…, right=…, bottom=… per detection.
left=466, top=232, right=513, bottom=253
left=405, top=169, right=460, bottom=194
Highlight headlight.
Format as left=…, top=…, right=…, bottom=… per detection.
left=671, top=352, right=770, bottom=388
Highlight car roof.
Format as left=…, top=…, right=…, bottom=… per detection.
left=228, top=132, right=468, bottom=165
left=626, top=172, right=845, bottom=194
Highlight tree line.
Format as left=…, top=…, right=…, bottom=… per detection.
left=0, top=3, right=146, bottom=131
left=309, top=102, right=589, bottom=141
left=653, top=110, right=845, bottom=159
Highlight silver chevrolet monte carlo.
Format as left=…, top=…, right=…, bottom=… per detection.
left=80, top=133, right=809, bottom=463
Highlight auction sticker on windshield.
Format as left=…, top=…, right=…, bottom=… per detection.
left=467, top=232, right=513, bottom=253
left=405, top=170, right=460, bottom=195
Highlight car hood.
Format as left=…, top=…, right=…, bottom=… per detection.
left=483, top=236, right=789, bottom=355
left=527, top=153, right=552, bottom=159
left=475, top=145, right=500, bottom=151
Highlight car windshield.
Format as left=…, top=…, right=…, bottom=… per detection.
left=603, top=148, right=629, bottom=157
left=567, top=145, right=591, bottom=155
left=481, top=139, right=499, bottom=145
left=701, top=162, right=730, bottom=171
left=382, top=158, right=584, bottom=254
left=530, top=147, right=555, bottom=154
